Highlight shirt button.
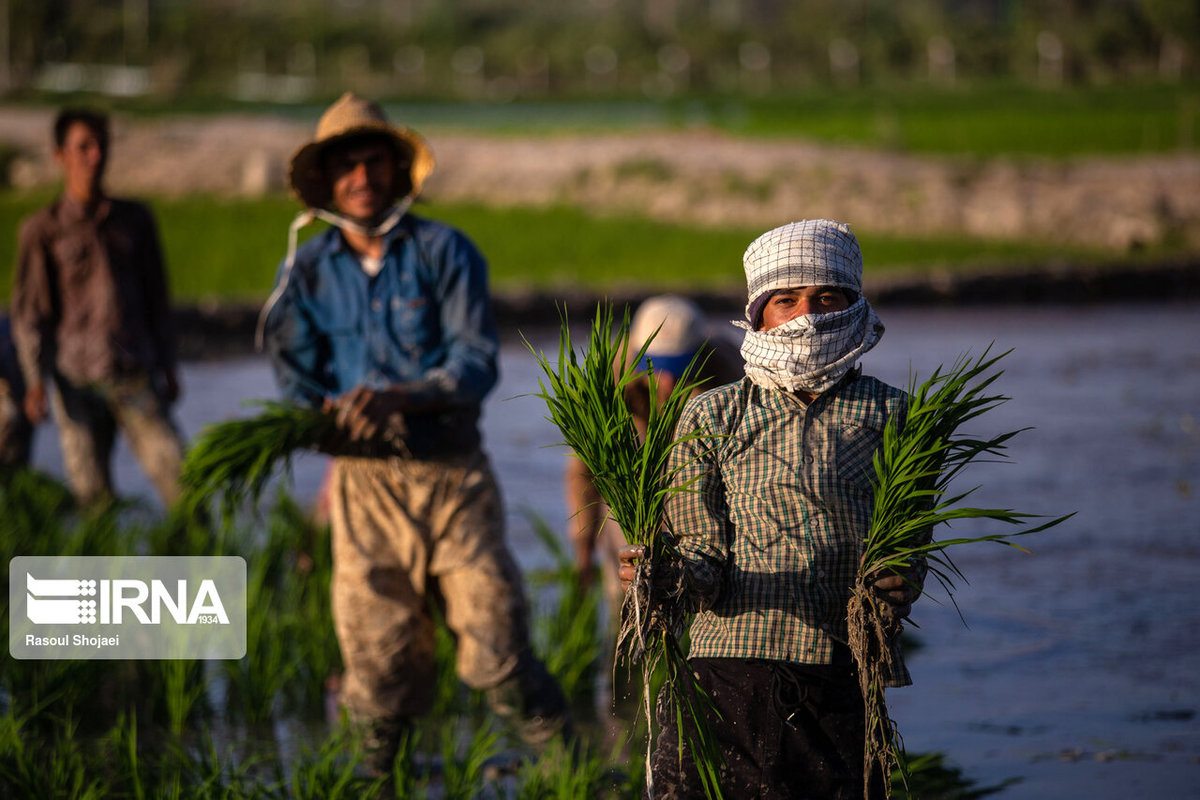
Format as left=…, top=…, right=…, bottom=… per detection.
left=371, top=299, right=383, bottom=312
left=804, top=455, right=814, bottom=464
left=817, top=570, right=825, bottom=578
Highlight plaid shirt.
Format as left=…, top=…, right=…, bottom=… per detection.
left=668, top=371, right=914, bottom=685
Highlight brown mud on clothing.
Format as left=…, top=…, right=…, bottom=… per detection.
left=327, top=451, right=532, bottom=718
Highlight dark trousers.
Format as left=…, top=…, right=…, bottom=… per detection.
left=647, top=657, right=885, bottom=800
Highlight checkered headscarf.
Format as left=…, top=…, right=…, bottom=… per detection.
left=734, top=220, right=883, bottom=395
left=742, top=219, right=863, bottom=322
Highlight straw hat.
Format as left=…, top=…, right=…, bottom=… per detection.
left=288, top=92, right=435, bottom=210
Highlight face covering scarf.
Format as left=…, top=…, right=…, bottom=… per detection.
left=734, top=296, right=884, bottom=395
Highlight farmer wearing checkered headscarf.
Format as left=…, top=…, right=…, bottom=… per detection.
left=260, top=93, right=572, bottom=776
left=736, top=218, right=885, bottom=397
left=620, top=220, right=923, bottom=799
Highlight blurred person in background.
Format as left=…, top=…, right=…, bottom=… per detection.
left=565, top=294, right=742, bottom=624
left=10, top=107, right=185, bottom=508
left=0, top=314, right=33, bottom=472
left=260, top=92, right=571, bottom=777
left=619, top=220, right=924, bottom=799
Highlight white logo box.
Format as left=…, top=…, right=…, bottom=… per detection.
left=10, top=556, right=246, bottom=660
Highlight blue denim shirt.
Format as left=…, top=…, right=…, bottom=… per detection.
left=262, top=213, right=499, bottom=413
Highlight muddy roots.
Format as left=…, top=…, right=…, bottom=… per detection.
left=847, top=579, right=906, bottom=798
left=616, top=552, right=689, bottom=666
left=614, top=551, right=693, bottom=798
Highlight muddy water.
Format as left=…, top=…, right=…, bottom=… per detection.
left=24, top=301, right=1200, bottom=798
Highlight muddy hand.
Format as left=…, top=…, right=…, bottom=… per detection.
left=868, top=566, right=921, bottom=618
left=618, top=544, right=645, bottom=593
left=333, top=387, right=374, bottom=441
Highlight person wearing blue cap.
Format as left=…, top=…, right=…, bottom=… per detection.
left=565, top=295, right=742, bottom=627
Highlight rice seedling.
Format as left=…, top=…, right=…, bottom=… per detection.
left=524, top=511, right=604, bottom=703
left=265, top=497, right=342, bottom=719
left=848, top=346, right=1073, bottom=796
left=287, top=725, right=383, bottom=800
left=179, top=401, right=333, bottom=521
left=436, top=721, right=504, bottom=800
left=0, top=709, right=109, bottom=800
left=153, top=657, right=210, bottom=738
left=381, top=727, right=427, bottom=800
left=222, top=555, right=296, bottom=726
left=526, top=301, right=724, bottom=799
left=0, top=468, right=76, bottom=545
left=170, top=732, right=278, bottom=800
left=513, top=736, right=631, bottom=799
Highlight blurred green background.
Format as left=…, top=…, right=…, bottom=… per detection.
left=3, top=0, right=1197, bottom=105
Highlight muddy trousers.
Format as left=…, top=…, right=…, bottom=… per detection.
left=647, top=657, right=885, bottom=800
left=327, top=451, right=570, bottom=769
left=49, top=373, right=184, bottom=508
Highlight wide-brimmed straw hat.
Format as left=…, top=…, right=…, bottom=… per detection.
left=288, top=92, right=435, bottom=210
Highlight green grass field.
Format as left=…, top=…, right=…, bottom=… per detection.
left=0, top=191, right=1123, bottom=307
left=694, top=83, right=1200, bottom=157
left=54, top=81, right=1200, bottom=158
left=2, top=84, right=1196, bottom=303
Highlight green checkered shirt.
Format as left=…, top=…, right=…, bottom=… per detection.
left=667, top=372, right=914, bottom=685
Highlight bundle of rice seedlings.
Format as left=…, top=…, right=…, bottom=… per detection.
left=527, top=302, right=724, bottom=799
left=179, top=401, right=333, bottom=520
left=849, top=346, right=1073, bottom=797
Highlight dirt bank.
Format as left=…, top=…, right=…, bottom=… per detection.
left=4, top=105, right=1199, bottom=252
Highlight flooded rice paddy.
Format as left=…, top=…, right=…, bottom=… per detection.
left=23, top=300, right=1200, bottom=799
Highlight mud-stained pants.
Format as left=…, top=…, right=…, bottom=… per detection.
left=648, top=657, right=885, bottom=800
left=50, top=373, right=184, bottom=507
left=327, top=449, right=569, bottom=745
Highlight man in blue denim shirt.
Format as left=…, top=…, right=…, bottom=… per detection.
left=261, top=93, right=570, bottom=775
